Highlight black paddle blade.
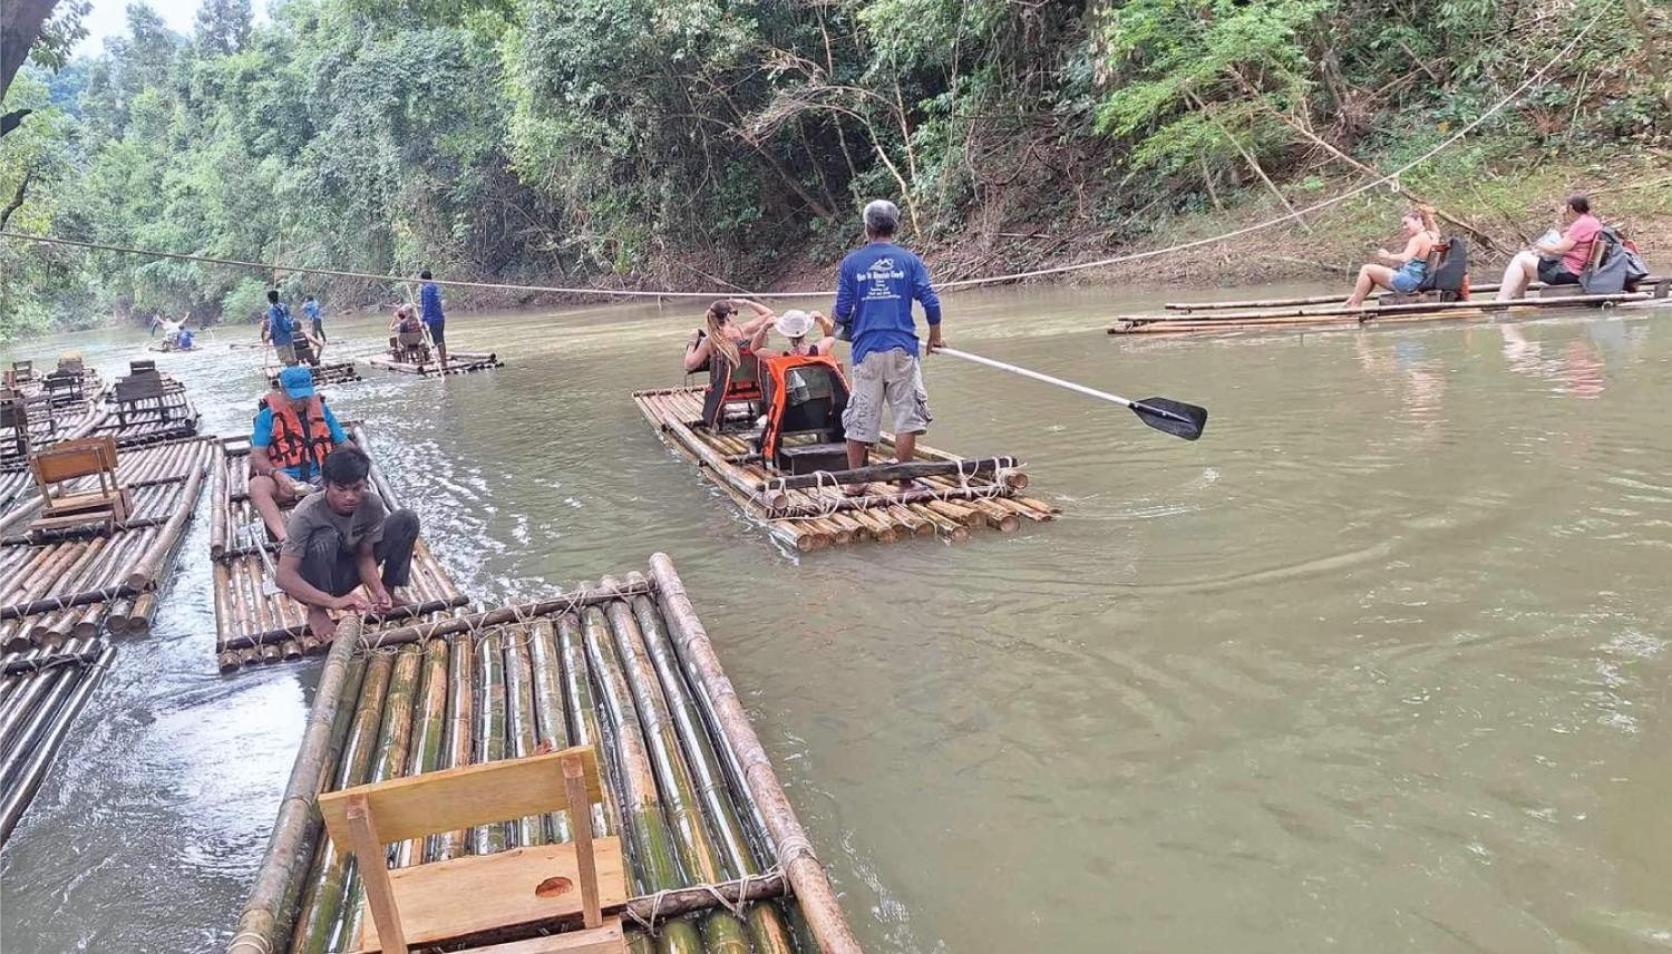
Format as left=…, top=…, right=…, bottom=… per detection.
left=1130, top=397, right=1208, bottom=440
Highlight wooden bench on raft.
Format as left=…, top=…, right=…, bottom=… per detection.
left=319, top=747, right=628, bottom=954
left=29, top=435, right=132, bottom=534
left=1, top=393, right=33, bottom=462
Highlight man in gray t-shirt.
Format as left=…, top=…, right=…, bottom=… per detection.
left=274, top=445, right=421, bottom=640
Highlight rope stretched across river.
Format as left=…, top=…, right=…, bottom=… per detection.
left=0, top=12, right=1600, bottom=302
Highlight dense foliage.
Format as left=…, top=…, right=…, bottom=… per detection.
left=0, top=0, right=1665, bottom=340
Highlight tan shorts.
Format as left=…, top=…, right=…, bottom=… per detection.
left=842, top=349, right=931, bottom=444
left=274, top=343, right=298, bottom=366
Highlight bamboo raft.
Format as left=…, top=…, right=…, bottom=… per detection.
left=0, top=641, right=115, bottom=845
left=80, top=363, right=202, bottom=447
left=210, top=426, right=470, bottom=672
left=1, top=375, right=111, bottom=472
left=0, top=436, right=214, bottom=649
left=269, top=363, right=364, bottom=388
left=226, top=554, right=861, bottom=954
left=1111, top=285, right=1664, bottom=335
left=367, top=350, right=504, bottom=376
left=634, top=385, right=1056, bottom=550
left=0, top=433, right=212, bottom=844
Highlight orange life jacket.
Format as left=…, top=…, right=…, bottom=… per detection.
left=262, top=391, right=333, bottom=472
left=757, top=353, right=849, bottom=461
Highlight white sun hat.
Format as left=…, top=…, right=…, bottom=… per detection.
left=774, top=309, right=815, bottom=339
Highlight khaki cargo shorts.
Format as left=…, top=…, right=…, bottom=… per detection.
left=274, top=343, right=298, bottom=366
left=842, top=348, right=931, bottom=444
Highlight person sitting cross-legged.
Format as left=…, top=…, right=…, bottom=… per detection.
left=247, top=366, right=348, bottom=542
left=274, top=445, right=420, bottom=641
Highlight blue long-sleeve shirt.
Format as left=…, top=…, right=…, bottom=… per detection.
left=420, top=282, right=444, bottom=327
left=302, top=300, right=321, bottom=324
left=267, top=303, right=295, bottom=347
left=833, top=242, right=941, bottom=367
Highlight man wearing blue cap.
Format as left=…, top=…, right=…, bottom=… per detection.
left=247, top=366, right=349, bottom=541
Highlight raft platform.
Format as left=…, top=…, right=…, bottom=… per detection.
left=267, top=361, right=363, bottom=389
left=634, top=385, right=1056, bottom=550
left=82, top=362, right=201, bottom=447
left=1111, top=282, right=1668, bottom=335
left=209, top=426, right=469, bottom=672
left=367, top=349, right=504, bottom=376
left=1, top=365, right=109, bottom=472
left=0, top=433, right=212, bottom=845
left=226, top=554, right=860, bottom=954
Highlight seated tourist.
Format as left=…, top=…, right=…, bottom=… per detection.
left=274, top=445, right=420, bottom=641
left=749, top=309, right=837, bottom=358
left=247, top=366, right=349, bottom=541
left=683, top=298, right=774, bottom=373
left=1345, top=206, right=1441, bottom=310
left=1496, top=194, right=1602, bottom=301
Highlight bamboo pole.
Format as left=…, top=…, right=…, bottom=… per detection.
left=227, top=617, right=363, bottom=954
left=501, top=625, right=546, bottom=847
left=394, top=638, right=449, bottom=868
left=649, top=554, right=862, bottom=954
left=435, top=616, right=475, bottom=862
left=126, top=440, right=207, bottom=590
left=289, top=653, right=386, bottom=954
left=556, top=613, right=621, bottom=842
left=601, top=584, right=754, bottom=951
left=475, top=629, right=509, bottom=855
left=581, top=604, right=705, bottom=954
left=627, top=589, right=795, bottom=954
left=526, top=617, right=573, bottom=843
left=335, top=582, right=650, bottom=650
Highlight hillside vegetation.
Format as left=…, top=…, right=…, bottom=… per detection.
left=0, top=0, right=1668, bottom=340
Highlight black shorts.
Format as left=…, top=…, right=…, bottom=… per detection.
left=426, top=321, right=445, bottom=346
left=1537, top=258, right=1580, bottom=286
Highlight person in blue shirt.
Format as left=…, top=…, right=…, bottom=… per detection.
left=419, top=270, right=448, bottom=369
left=302, top=295, right=325, bottom=343
left=266, top=289, right=300, bottom=366
left=247, top=365, right=350, bottom=542
left=833, top=199, right=944, bottom=491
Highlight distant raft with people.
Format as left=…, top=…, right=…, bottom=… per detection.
left=633, top=354, right=1056, bottom=551
left=368, top=311, right=504, bottom=376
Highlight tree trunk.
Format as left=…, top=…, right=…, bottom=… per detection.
left=0, top=0, right=57, bottom=106
left=0, top=169, right=31, bottom=229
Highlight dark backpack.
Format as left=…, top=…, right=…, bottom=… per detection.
left=1418, top=237, right=1470, bottom=299
left=1580, top=227, right=1650, bottom=295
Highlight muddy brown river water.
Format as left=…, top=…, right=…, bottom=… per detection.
left=2, top=287, right=1671, bottom=952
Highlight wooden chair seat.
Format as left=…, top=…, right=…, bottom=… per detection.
left=320, top=747, right=627, bottom=954
left=352, top=842, right=628, bottom=952
left=30, top=436, right=126, bottom=529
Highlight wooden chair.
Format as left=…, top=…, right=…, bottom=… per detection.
left=113, top=367, right=169, bottom=426
left=10, top=360, right=35, bottom=385
left=1, top=394, right=30, bottom=462
left=318, top=747, right=628, bottom=954
left=57, top=354, right=85, bottom=374
left=29, top=435, right=129, bottom=532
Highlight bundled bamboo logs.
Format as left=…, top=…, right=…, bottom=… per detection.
left=633, top=385, right=1058, bottom=550
left=0, top=643, right=115, bottom=846
left=227, top=556, right=855, bottom=954
left=1111, top=289, right=1655, bottom=335
left=366, top=351, right=503, bottom=376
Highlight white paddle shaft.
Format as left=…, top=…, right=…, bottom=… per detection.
left=935, top=347, right=1137, bottom=409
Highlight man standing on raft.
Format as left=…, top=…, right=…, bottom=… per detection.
left=833, top=199, right=943, bottom=494
left=274, top=445, right=421, bottom=641
left=419, top=270, right=448, bottom=370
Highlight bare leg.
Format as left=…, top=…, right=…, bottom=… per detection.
left=437, top=343, right=449, bottom=369
left=1345, top=264, right=1396, bottom=309
left=892, top=431, right=919, bottom=489
left=247, top=474, right=297, bottom=542
left=1496, top=251, right=1540, bottom=301
left=845, top=439, right=871, bottom=496
left=306, top=604, right=338, bottom=641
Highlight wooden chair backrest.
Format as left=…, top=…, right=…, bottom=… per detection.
left=57, top=354, right=84, bottom=373
left=11, top=360, right=33, bottom=382
left=0, top=397, right=25, bottom=430
left=128, top=359, right=157, bottom=374
left=31, top=436, right=118, bottom=485
left=115, top=370, right=167, bottom=402
left=319, top=747, right=603, bottom=845
left=1586, top=233, right=1609, bottom=270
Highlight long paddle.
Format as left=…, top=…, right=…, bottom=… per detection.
left=934, top=346, right=1208, bottom=441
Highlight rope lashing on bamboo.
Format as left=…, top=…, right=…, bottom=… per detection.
left=622, top=865, right=784, bottom=933
left=349, top=581, right=644, bottom=655
left=226, top=933, right=272, bottom=954
left=0, top=11, right=1604, bottom=304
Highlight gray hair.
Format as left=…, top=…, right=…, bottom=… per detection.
left=863, top=199, right=900, bottom=236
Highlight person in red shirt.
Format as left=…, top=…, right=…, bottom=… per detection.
left=1496, top=194, right=1602, bottom=300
